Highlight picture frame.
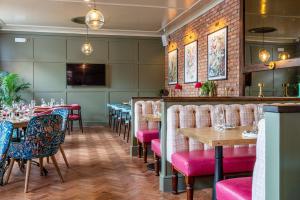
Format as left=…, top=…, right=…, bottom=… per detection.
left=207, top=27, right=228, bottom=80
left=168, top=49, right=178, bottom=85
left=184, top=40, right=198, bottom=83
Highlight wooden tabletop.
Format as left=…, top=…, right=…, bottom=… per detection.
left=178, top=126, right=257, bottom=147
left=142, top=114, right=161, bottom=122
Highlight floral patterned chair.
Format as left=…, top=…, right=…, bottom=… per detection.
left=5, top=114, right=64, bottom=193
left=52, top=108, right=70, bottom=168
left=0, top=121, right=14, bottom=185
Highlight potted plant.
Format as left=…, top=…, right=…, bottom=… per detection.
left=0, top=72, right=30, bottom=106
left=199, top=81, right=217, bottom=97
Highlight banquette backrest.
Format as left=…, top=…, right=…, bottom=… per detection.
left=134, top=100, right=161, bottom=137
left=166, top=104, right=259, bottom=162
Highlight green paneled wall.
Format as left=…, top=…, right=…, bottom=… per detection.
left=0, top=32, right=164, bottom=124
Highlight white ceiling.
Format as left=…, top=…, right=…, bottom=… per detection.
left=0, top=0, right=222, bottom=37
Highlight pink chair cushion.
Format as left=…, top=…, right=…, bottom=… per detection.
left=137, top=129, right=159, bottom=143
left=151, top=139, right=161, bottom=157
left=216, top=177, right=252, bottom=200
left=171, top=147, right=256, bottom=176
left=69, top=114, right=81, bottom=120
left=70, top=104, right=81, bottom=110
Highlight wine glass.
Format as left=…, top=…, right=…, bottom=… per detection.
left=214, top=107, right=225, bottom=131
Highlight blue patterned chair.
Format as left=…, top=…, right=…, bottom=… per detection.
left=5, top=114, right=64, bottom=193
left=0, top=121, right=14, bottom=185
left=51, top=108, right=70, bottom=168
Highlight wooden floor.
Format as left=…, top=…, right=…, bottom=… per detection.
left=0, top=127, right=211, bottom=200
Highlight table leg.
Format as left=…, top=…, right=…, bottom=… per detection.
left=212, top=146, right=223, bottom=200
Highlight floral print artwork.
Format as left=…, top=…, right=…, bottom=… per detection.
left=208, top=27, right=227, bottom=80
left=184, top=41, right=198, bottom=83
left=168, top=49, right=178, bottom=85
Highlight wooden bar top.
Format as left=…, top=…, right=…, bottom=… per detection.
left=178, top=126, right=257, bottom=147
left=163, top=96, right=300, bottom=102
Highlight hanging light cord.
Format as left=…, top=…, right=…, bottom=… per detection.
left=86, top=26, right=89, bottom=42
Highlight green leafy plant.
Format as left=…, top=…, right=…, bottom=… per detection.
left=0, top=72, right=30, bottom=106
left=200, top=80, right=217, bottom=96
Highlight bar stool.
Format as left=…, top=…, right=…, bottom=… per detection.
left=68, top=104, right=83, bottom=133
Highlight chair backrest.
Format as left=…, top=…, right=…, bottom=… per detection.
left=52, top=108, right=69, bottom=132
left=166, top=104, right=259, bottom=162
left=134, top=100, right=161, bottom=137
left=252, top=119, right=265, bottom=200
left=70, top=104, right=81, bottom=111
left=0, top=121, right=14, bottom=165
left=23, top=114, right=63, bottom=158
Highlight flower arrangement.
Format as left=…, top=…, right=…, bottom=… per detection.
left=197, top=81, right=217, bottom=96
left=194, top=82, right=203, bottom=89
left=175, top=83, right=182, bottom=90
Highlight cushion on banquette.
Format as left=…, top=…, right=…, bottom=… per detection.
left=171, top=146, right=256, bottom=176
left=151, top=139, right=161, bottom=156
left=216, top=177, right=252, bottom=200
left=137, top=129, right=159, bottom=143
left=134, top=100, right=160, bottom=137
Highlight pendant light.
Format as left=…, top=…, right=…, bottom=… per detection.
left=85, top=0, right=104, bottom=30
left=81, top=26, right=93, bottom=56
left=258, top=31, right=270, bottom=64
left=278, top=51, right=290, bottom=60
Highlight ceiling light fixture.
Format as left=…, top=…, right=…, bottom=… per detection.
left=85, top=0, right=104, bottom=30
left=81, top=26, right=93, bottom=56
left=278, top=51, right=290, bottom=60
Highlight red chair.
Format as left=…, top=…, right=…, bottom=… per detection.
left=68, top=104, right=83, bottom=133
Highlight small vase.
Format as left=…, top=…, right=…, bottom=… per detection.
left=209, top=91, right=213, bottom=97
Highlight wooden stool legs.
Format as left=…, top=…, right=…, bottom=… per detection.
left=172, top=166, right=178, bottom=194
left=143, top=143, right=148, bottom=163
left=185, top=176, right=195, bottom=200
left=154, top=153, right=160, bottom=176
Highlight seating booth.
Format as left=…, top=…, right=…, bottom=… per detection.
left=156, top=96, right=300, bottom=194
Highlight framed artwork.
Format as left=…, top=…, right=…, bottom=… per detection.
left=207, top=27, right=228, bottom=80
left=184, top=40, right=198, bottom=83
left=168, top=49, right=178, bottom=85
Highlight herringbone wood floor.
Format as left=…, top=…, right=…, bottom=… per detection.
left=0, top=127, right=211, bottom=200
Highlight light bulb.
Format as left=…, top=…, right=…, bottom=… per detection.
left=85, top=9, right=104, bottom=30
left=278, top=52, right=290, bottom=60
left=258, top=48, right=270, bottom=63
left=81, top=41, right=93, bottom=56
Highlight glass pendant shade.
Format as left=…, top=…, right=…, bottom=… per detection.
left=85, top=9, right=104, bottom=30
left=278, top=52, right=290, bottom=60
left=81, top=41, right=93, bottom=56
left=259, top=48, right=271, bottom=63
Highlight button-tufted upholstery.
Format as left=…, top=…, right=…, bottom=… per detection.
left=167, top=104, right=259, bottom=162
left=134, top=100, right=161, bottom=137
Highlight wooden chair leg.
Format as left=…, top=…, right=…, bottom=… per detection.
left=118, top=120, right=122, bottom=136
left=24, top=160, right=32, bottom=193
left=79, top=118, right=84, bottom=134
left=154, top=153, right=160, bottom=176
left=123, top=124, right=126, bottom=140
left=39, top=158, right=43, bottom=176
left=67, top=121, right=71, bottom=135
left=185, top=176, right=195, bottom=200
left=4, top=158, right=15, bottom=184
left=70, top=121, right=73, bottom=132
left=60, top=145, right=70, bottom=168
left=127, top=123, right=131, bottom=143
left=172, top=166, right=178, bottom=194
left=143, top=143, right=148, bottom=163
left=50, top=156, right=64, bottom=183
left=138, top=141, right=142, bottom=158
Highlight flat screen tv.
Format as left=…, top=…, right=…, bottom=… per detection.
left=67, top=63, right=106, bottom=86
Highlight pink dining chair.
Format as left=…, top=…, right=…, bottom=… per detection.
left=68, top=104, right=83, bottom=133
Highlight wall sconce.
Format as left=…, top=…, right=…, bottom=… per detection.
left=183, top=31, right=197, bottom=44
left=278, top=51, right=290, bottom=60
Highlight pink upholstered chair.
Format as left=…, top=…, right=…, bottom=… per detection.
left=68, top=104, right=83, bottom=133
left=167, top=104, right=258, bottom=200
left=216, top=119, right=265, bottom=200
left=134, top=101, right=160, bottom=164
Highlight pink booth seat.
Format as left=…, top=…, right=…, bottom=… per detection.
left=216, top=177, right=252, bottom=200
left=151, top=139, right=161, bottom=176
left=137, top=129, right=159, bottom=163
left=151, top=139, right=161, bottom=157
left=137, top=129, right=159, bottom=143
left=171, top=146, right=256, bottom=177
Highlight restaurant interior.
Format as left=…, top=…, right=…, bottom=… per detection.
left=0, top=0, right=299, bottom=199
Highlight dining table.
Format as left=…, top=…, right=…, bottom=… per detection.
left=177, top=125, right=257, bottom=200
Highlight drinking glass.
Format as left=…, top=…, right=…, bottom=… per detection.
left=60, top=98, right=65, bottom=105
left=41, top=98, right=46, bottom=106
left=214, top=107, right=225, bottom=131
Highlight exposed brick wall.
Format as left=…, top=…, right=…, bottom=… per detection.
left=165, top=0, right=243, bottom=96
